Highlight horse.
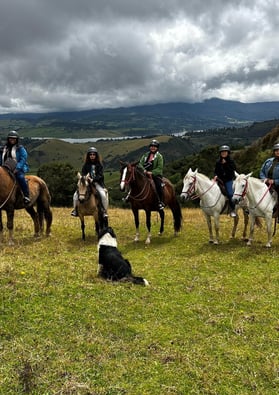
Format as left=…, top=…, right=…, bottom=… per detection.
left=76, top=173, right=108, bottom=240
left=120, top=161, right=182, bottom=244
left=180, top=168, right=250, bottom=244
left=0, top=165, right=53, bottom=245
left=232, top=172, right=277, bottom=248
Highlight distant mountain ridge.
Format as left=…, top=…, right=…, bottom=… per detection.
left=1, top=98, right=279, bottom=135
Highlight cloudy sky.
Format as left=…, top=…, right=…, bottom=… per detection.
left=0, top=0, right=279, bottom=113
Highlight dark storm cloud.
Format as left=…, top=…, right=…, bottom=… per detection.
left=0, top=0, right=278, bottom=112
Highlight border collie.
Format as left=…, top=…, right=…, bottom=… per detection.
left=97, top=227, right=148, bottom=285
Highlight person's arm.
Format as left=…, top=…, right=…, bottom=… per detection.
left=16, top=146, right=28, bottom=171
left=151, top=153, right=164, bottom=176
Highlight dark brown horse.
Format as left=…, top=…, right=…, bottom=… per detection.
left=120, top=161, right=182, bottom=244
left=0, top=165, right=53, bottom=245
left=76, top=173, right=108, bottom=240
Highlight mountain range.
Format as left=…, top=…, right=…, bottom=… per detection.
left=0, top=98, right=279, bottom=136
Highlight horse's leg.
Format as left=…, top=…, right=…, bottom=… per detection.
left=158, top=210, right=165, bottom=235
left=133, top=208, right=140, bottom=242
left=265, top=214, right=273, bottom=248
left=80, top=218, right=86, bottom=241
left=0, top=210, right=3, bottom=243
left=25, top=207, right=40, bottom=237
left=230, top=214, right=239, bottom=238
left=247, top=215, right=256, bottom=246
left=213, top=214, right=220, bottom=245
left=242, top=210, right=249, bottom=241
left=145, top=210, right=152, bottom=245
left=204, top=213, right=214, bottom=243
left=6, top=209, right=15, bottom=245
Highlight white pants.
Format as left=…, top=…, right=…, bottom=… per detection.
left=73, top=183, right=108, bottom=211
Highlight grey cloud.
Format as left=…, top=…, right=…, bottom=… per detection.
left=0, top=0, right=278, bottom=112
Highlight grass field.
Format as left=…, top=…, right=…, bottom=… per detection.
left=1, top=207, right=279, bottom=394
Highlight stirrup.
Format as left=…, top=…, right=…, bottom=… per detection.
left=24, top=196, right=31, bottom=204
left=71, top=209, right=78, bottom=217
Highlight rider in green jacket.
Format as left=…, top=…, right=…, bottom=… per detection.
left=139, top=139, right=165, bottom=210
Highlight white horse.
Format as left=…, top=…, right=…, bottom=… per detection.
left=232, top=172, right=277, bottom=248
left=180, top=168, right=249, bottom=244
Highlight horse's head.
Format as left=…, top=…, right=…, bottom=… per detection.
left=232, top=172, right=252, bottom=204
left=119, top=161, right=139, bottom=191
left=77, top=172, right=92, bottom=202
left=180, top=168, right=198, bottom=201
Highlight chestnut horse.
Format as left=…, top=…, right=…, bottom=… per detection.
left=120, top=161, right=182, bottom=244
left=0, top=165, right=53, bottom=245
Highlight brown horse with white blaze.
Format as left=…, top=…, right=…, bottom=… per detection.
left=120, top=161, right=182, bottom=244
left=0, top=166, right=53, bottom=245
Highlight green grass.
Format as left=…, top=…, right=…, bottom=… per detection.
left=1, top=208, right=279, bottom=394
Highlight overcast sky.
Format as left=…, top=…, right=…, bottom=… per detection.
left=0, top=0, right=278, bottom=113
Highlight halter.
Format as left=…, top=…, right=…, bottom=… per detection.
left=77, top=177, right=92, bottom=202
left=234, top=177, right=272, bottom=209
left=184, top=174, right=223, bottom=209
left=121, top=165, right=153, bottom=202
left=187, top=175, right=217, bottom=199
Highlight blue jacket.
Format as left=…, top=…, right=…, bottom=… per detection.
left=1, top=144, right=29, bottom=173
left=260, top=157, right=279, bottom=186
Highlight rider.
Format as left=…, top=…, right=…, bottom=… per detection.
left=259, top=142, right=279, bottom=221
left=139, top=139, right=165, bottom=210
left=71, top=146, right=108, bottom=218
left=214, top=144, right=237, bottom=217
left=0, top=130, right=30, bottom=205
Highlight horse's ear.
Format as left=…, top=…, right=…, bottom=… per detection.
left=234, top=171, right=239, bottom=177
left=246, top=172, right=253, bottom=178
left=77, top=172, right=81, bottom=178
left=132, top=160, right=140, bottom=166
left=194, top=168, right=198, bottom=175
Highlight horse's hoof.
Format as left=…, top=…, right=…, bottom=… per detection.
left=158, top=232, right=163, bottom=236
left=145, top=239, right=151, bottom=245
left=8, top=240, right=15, bottom=246
left=213, top=241, right=219, bottom=245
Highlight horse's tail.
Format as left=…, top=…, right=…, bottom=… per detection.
left=34, top=176, right=53, bottom=235
left=170, top=196, right=183, bottom=232
left=164, top=180, right=183, bottom=232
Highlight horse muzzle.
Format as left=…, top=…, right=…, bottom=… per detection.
left=180, top=192, right=190, bottom=201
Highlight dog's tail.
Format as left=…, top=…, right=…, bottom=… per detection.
left=121, top=276, right=149, bottom=286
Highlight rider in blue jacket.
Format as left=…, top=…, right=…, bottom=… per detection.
left=259, top=142, right=279, bottom=187
left=0, top=130, right=30, bottom=204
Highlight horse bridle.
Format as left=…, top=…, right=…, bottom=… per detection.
left=234, top=177, right=271, bottom=209
left=186, top=175, right=217, bottom=200
left=77, top=178, right=91, bottom=202
left=121, top=165, right=152, bottom=202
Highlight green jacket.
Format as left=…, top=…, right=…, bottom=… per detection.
left=139, top=151, right=164, bottom=177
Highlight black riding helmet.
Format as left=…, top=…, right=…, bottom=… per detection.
left=219, top=145, right=230, bottom=153
left=149, top=139, right=159, bottom=148
left=7, top=130, right=19, bottom=142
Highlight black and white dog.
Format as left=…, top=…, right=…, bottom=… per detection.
left=97, top=227, right=148, bottom=285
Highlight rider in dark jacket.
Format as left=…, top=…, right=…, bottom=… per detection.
left=71, top=147, right=108, bottom=218
left=214, top=145, right=237, bottom=217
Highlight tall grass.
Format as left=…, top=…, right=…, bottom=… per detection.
left=1, top=207, right=279, bottom=394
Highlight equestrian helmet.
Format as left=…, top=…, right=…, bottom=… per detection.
left=87, top=147, right=98, bottom=154
left=272, top=143, right=279, bottom=151
left=149, top=139, right=159, bottom=148
left=219, top=144, right=230, bottom=152
left=7, top=130, right=19, bottom=139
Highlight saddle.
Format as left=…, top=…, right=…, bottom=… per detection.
left=215, top=177, right=227, bottom=196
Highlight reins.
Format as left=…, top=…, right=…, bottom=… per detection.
left=0, top=169, right=17, bottom=208
left=122, top=165, right=153, bottom=202
left=187, top=175, right=223, bottom=209
left=234, top=178, right=272, bottom=209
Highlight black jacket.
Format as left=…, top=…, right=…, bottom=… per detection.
left=214, top=156, right=236, bottom=182
left=81, top=162, right=105, bottom=187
